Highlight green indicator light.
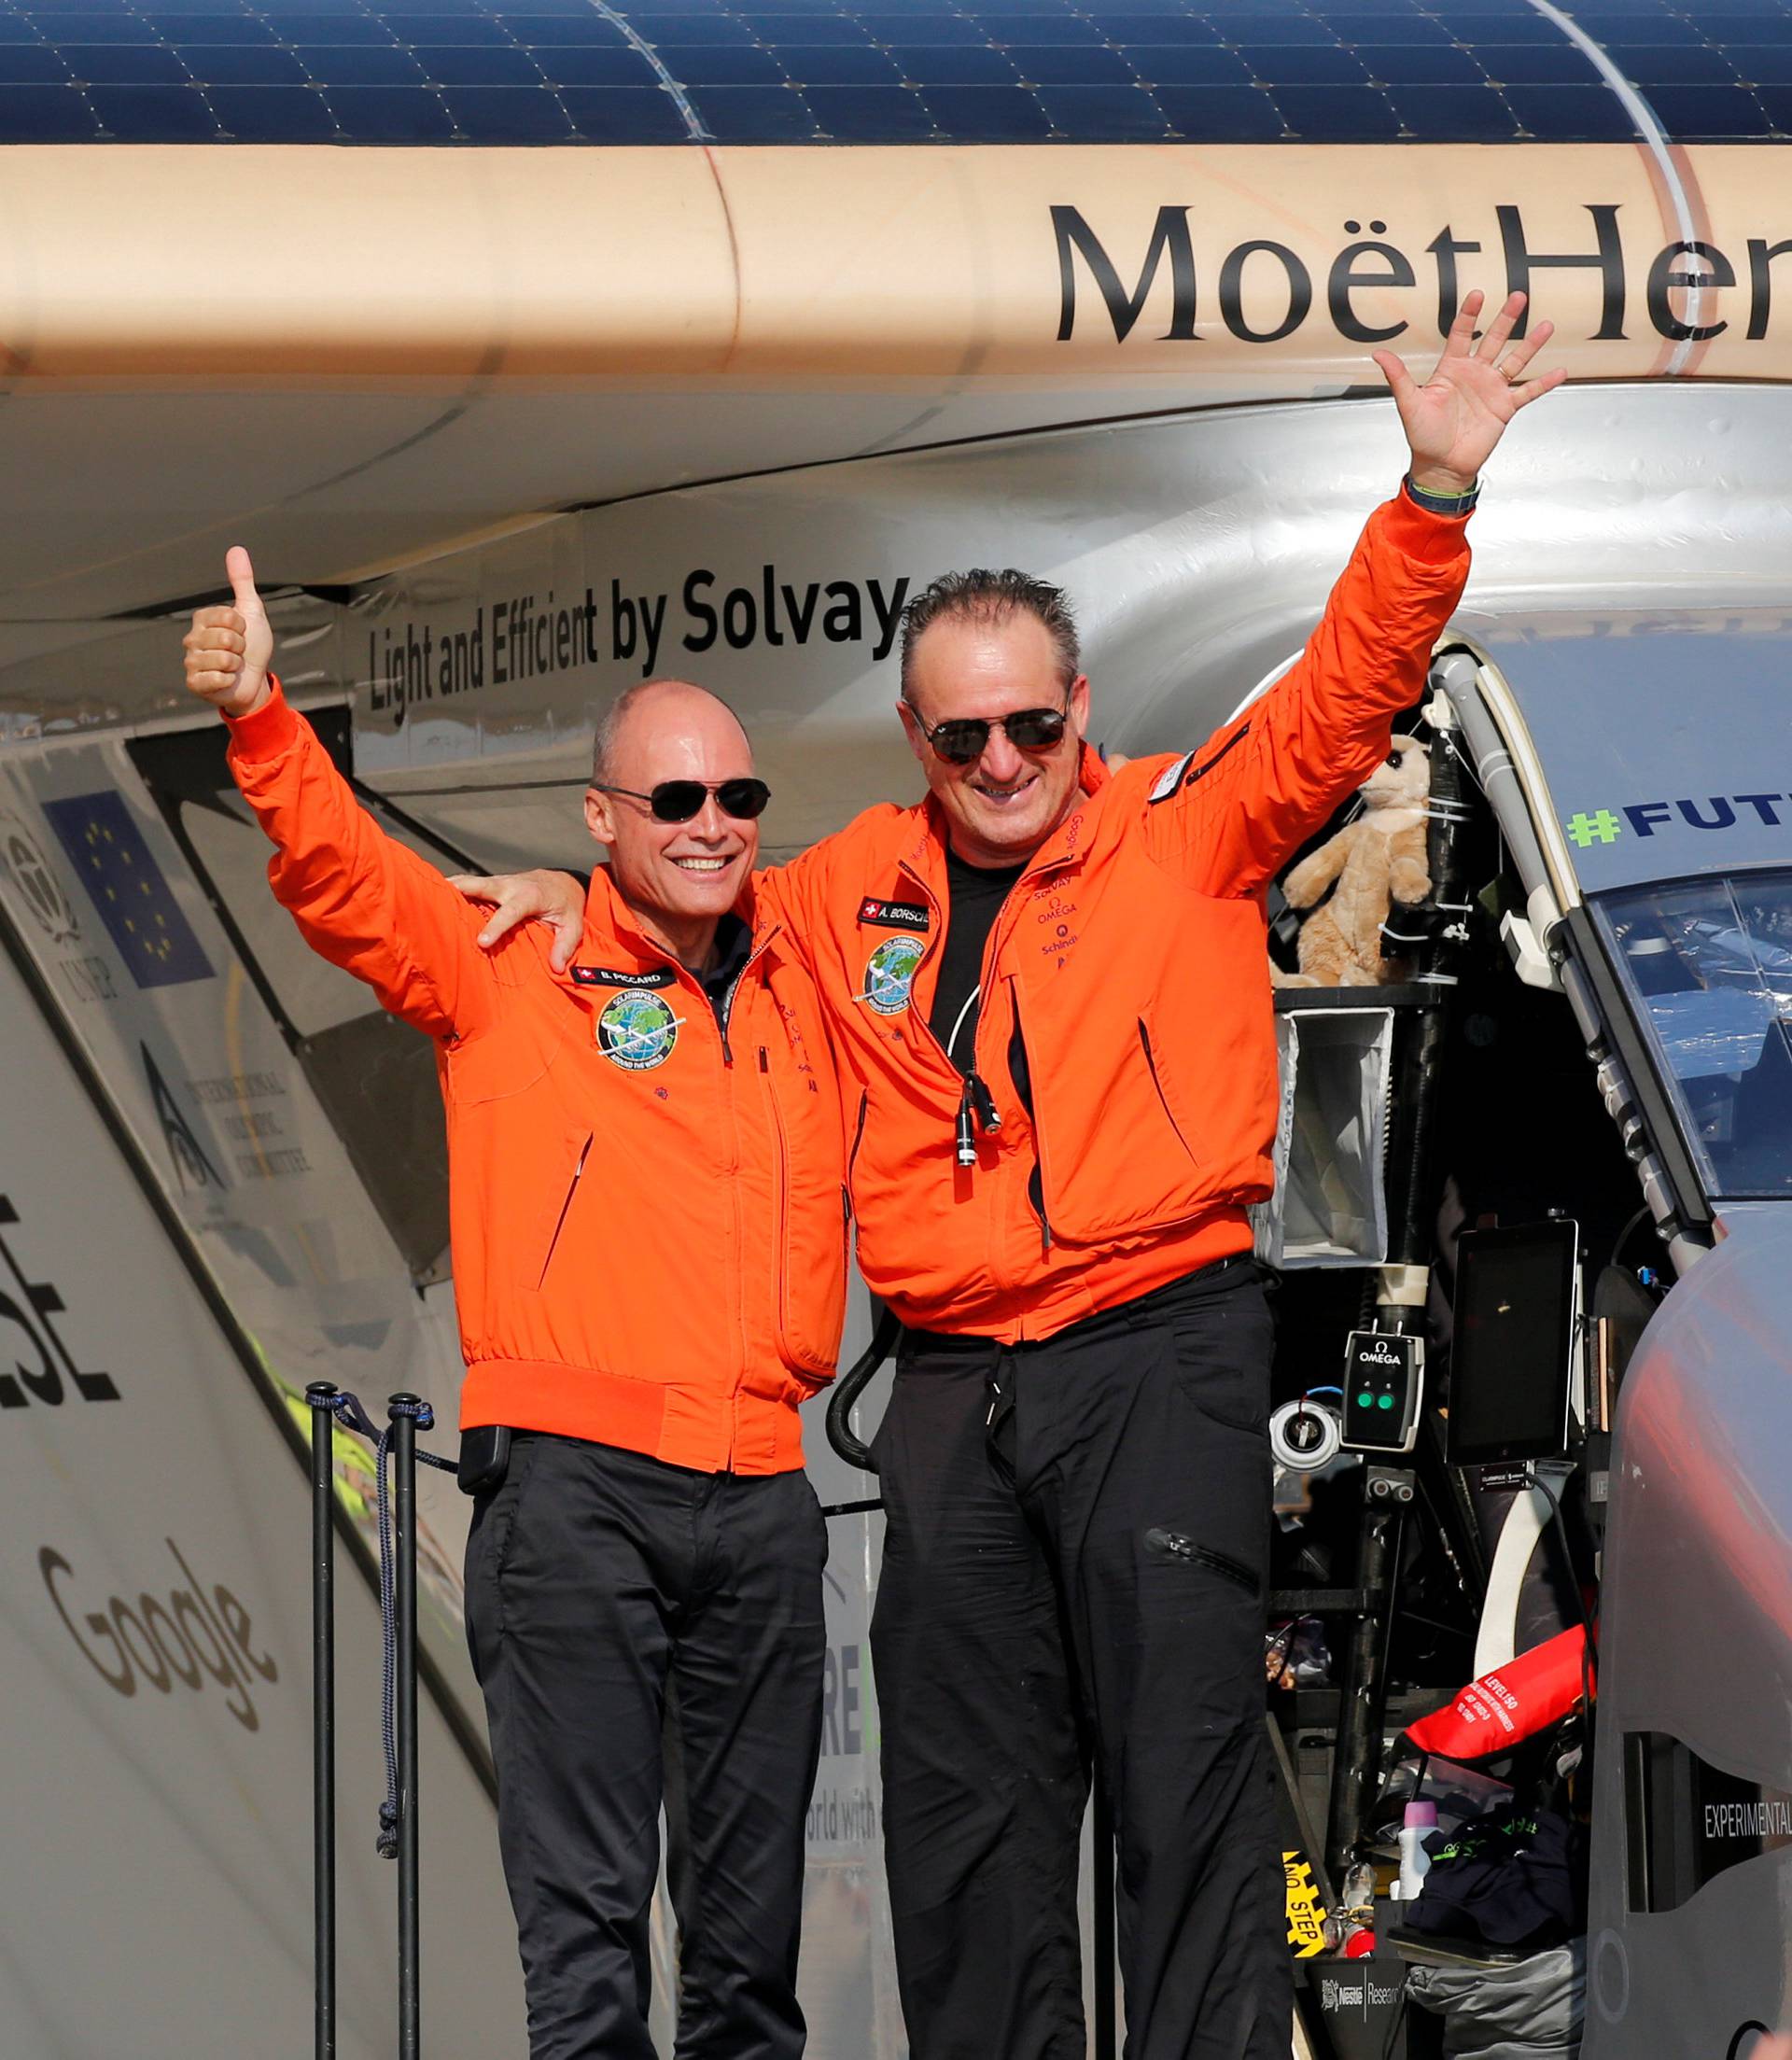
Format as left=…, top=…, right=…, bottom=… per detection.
left=1357, top=1393, right=1373, bottom=1408
left=1379, top=1394, right=1395, bottom=1410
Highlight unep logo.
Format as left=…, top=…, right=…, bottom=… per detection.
left=597, top=989, right=680, bottom=1071
left=863, top=934, right=924, bottom=1017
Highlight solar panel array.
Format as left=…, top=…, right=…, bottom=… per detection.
left=2, top=0, right=1790, bottom=145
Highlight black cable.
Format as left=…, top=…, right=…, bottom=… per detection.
left=1609, top=1204, right=1654, bottom=1275
left=1528, top=1469, right=1598, bottom=1705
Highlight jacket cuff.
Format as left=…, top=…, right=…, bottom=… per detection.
left=1383, top=484, right=1474, bottom=566
left=223, top=675, right=301, bottom=761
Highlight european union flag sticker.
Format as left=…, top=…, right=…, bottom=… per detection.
left=42, top=792, right=214, bottom=989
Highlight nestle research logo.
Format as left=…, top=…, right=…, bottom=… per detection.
left=1565, top=794, right=1792, bottom=849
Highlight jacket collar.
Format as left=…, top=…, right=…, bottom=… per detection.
left=568, top=866, right=778, bottom=983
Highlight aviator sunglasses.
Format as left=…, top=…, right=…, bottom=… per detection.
left=910, top=694, right=1072, bottom=765
left=595, top=778, right=772, bottom=823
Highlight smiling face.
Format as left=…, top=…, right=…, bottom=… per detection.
left=583, top=681, right=758, bottom=957
left=899, top=610, right=1091, bottom=869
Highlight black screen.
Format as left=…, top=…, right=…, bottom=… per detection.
left=1447, top=1222, right=1578, bottom=1467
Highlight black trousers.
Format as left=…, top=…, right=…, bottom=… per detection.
left=871, top=1258, right=1287, bottom=2060
left=465, top=1434, right=827, bottom=2060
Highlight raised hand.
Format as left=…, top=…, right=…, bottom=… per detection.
left=1372, top=289, right=1565, bottom=495
left=183, top=545, right=274, bottom=717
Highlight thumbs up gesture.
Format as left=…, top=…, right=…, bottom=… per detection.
left=183, top=546, right=274, bottom=717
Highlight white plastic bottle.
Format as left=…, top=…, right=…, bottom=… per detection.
left=1393, top=1799, right=1437, bottom=1902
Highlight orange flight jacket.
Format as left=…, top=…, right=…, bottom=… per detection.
left=227, top=685, right=847, bottom=1474
left=757, top=488, right=1471, bottom=1342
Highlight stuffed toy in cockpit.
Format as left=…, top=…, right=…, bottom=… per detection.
left=1273, top=734, right=1432, bottom=988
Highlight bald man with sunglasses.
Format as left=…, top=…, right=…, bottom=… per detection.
left=461, top=297, right=1562, bottom=2060
left=183, top=568, right=849, bottom=2060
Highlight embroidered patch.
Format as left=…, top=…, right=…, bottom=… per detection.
left=571, top=964, right=677, bottom=989
left=857, top=896, right=931, bottom=932
left=862, top=933, right=925, bottom=1017
left=596, top=988, right=680, bottom=1070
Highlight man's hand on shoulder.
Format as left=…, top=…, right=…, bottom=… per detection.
left=184, top=546, right=275, bottom=718
left=1372, top=287, right=1565, bottom=496
left=451, top=869, right=587, bottom=972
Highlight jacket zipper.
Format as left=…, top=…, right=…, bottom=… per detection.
left=893, top=857, right=1006, bottom=1169
left=1143, top=1527, right=1257, bottom=1592
left=536, top=1132, right=593, bottom=1289
left=845, top=1086, right=869, bottom=1231
left=1009, top=987, right=1052, bottom=1254
left=890, top=859, right=957, bottom=1072
left=713, top=924, right=777, bottom=1067
left=717, top=935, right=780, bottom=1428
left=1186, top=722, right=1251, bottom=785
left=758, top=1047, right=794, bottom=1355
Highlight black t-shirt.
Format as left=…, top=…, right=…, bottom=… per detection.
left=929, top=848, right=1031, bottom=1103
left=699, top=912, right=752, bottom=1025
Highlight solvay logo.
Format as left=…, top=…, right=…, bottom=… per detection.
left=596, top=989, right=680, bottom=1072
left=862, top=934, right=925, bottom=1017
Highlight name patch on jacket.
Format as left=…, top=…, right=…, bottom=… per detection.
left=857, top=896, right=931, bottom=932
left=571, top=964, right=678, bottom=989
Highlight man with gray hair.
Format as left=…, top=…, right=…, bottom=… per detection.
left=459, top=295, right=1562, bottom=2059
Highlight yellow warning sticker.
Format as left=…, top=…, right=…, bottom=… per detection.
left=1283, top=1851, right=1327, bottom=1958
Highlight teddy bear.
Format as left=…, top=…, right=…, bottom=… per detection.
left=1273, top=734, right=1432, bottom=987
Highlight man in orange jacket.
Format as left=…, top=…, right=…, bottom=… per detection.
left=183, top=568, right=847, bottom=2060
left=462, top=293, right=1562, bottom=2058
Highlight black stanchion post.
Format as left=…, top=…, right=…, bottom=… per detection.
left=306, top=1381, right=340, bottom=2060
left=1091, top=1779, right=1117, bottom=2060
left=390, top=1393, right=422, bottom=2060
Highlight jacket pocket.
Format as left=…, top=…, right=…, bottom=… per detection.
left=845, top=1087, right=869, bottom=1216
left=447, top=1021, right=556, bottom=1108
left=1138, top=1015, right=1203, bottom=1168
left=1143, top=1526, right=1259, bottom=1593
left=759, top=1047, right=848, bottom=1382
left=532, top=1131, right=593, bottom=1290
